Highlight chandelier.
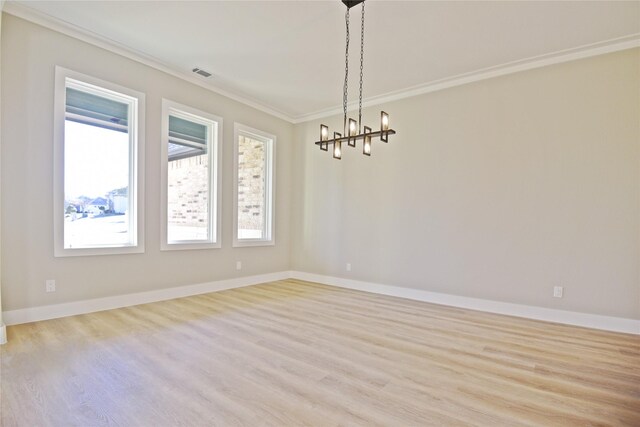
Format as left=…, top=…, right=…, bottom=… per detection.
left=315, top=0, right=396, bottom=159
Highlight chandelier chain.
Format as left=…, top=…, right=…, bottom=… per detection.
left=314, top=1, right=395, bottom=159
left=343, top=7, right=350, bottom=135
left=358, top=1, right=365, bottom=133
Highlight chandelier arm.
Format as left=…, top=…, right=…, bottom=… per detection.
left=343, top=8, right=350, bottom=136
left=315, top=129, right=396, bottom=146
left=358, top=1, right=365, bottom=133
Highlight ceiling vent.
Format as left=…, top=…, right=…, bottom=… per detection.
left=192, top=68, right=212, bottom=78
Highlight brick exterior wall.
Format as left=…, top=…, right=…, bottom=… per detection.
left=166, top=136, right=265, bottom=238
left=237, top=135, right=265, bottom=234
left=167, top=155, right=209, bottom=231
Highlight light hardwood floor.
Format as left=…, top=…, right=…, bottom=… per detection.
left=1, top=279, right=639, bottom=426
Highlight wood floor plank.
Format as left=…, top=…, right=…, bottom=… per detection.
left=210, top=285, right=639, bottom=424
left=1, top=279, right=639, bottom=426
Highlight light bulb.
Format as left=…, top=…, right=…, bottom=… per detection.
left=381, top=111, right=389, bottom=131
left=381, top=111, right=389, bottom=142
left=363, top=126, right=371, bottom=156
left=333, top=132, right=342, bottom=159
left=349, top=118, right=357, bottom=136
left=347, top=118, right=357, bottom=147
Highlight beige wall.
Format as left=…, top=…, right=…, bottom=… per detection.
left=0, top=4, right=4, bottom=337
left=2, top=13, right=639, bottom=322
left=292, top=48, right=640, bottom=320
left=0, top=15, right=293, bottom=311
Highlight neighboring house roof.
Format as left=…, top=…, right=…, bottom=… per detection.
left=90, top=197, right=109, bottom=205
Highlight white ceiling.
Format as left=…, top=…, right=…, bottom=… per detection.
left=5, top=1, right=640, bottom=121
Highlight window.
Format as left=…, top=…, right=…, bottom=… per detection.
left=53, top=67, right=145, bottom=256
left=161, top=100, right=221, bottom=250
left=233, top=123, right=275, bottom=247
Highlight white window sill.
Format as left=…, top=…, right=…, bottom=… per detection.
left=161, top=241, right=221, bottom=251
left=54, top=244, right=145, bottom=257
left=232, top=239, right=275, bottom=248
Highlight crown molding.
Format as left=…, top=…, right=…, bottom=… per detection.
left=2, top=2, right=297, bottom=123
left=4, top=2, right=639, bottom=125
left=292, top=34, right=640, bottom=123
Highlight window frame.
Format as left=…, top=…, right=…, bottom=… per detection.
left=160, top=99, right=222, bottom=250
left=53, top=66, right=145, bottom=257
left=233, top=123, right=276, bottom=247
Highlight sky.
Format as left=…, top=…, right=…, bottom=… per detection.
left=64, top=121, right=129, bottom=200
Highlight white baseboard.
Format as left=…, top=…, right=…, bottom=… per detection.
left=3, top=270, right=638, bottom=336
left=290, top=271, right=640, bottom=335
left=3, top=271, right=292, bottom=326
left=0, top=323, right=6, bottom=345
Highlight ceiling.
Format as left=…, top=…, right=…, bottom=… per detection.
left=5, top=1, right=640, bottom=122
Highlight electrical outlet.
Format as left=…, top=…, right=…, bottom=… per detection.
left=236, top=261, right=242, bottom=270
left=346, top=263, right=352, bottom=272
left=553, top=286, right=563, bottom=298
left=45, top=279, right=56, bottom=293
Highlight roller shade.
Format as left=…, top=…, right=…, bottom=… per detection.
left=65, top=88, right=129, bottom=133
left=168, top=115, right=208, bottom=161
